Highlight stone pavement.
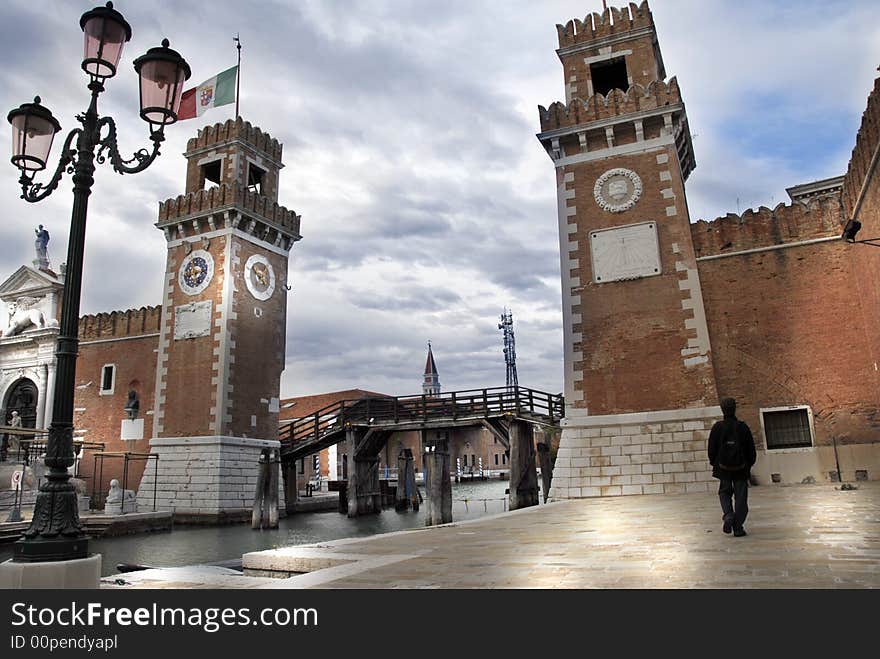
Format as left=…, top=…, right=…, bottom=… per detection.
left=106, top=482, right=880, bottom=589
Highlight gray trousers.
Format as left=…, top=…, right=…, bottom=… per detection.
left=718, top=477, right=749, bottom=531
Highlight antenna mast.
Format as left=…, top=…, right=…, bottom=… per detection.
left=498, top=308, right=519, bottom=390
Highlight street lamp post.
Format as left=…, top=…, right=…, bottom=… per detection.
left=5, top=2, right=190, bottom=564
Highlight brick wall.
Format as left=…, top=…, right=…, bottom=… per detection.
left=74, top=307, right=161, bottom=501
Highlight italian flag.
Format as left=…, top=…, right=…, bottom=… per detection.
left=177, top=66, right=238, bottom=120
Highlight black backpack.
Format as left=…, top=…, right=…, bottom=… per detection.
left=718, top=422, right=746, bottom=471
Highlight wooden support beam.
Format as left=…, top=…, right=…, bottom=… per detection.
left=346, top=427, right=381, bottom=517
left=395, top=448, right=420, bottom=512
left=280, top=459, right=298, bottom=515
left=423, top=439, right=452, bottom=526
left=508, top=420, right=539, bottom=511
left=537, top=442, right=553, bottom=504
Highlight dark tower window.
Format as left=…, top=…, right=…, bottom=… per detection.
left=201, top=159, right=222, bottom=189
left=100, top=364, right=116, bottom=395
left=591, top=57, right=629, bottom=96
left=247, top=163, right=266, bottom=195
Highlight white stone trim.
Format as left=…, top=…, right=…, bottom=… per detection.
left=149, top=435, right=279, bottom=449
left=758, top=405, right=815, bottom=451
left=99, top=363, right=116, bottom=396
left=695, top=235, right=840, bottom=261
left=562, top=405, right=722, bottom=427
left=79, top=333, right=160, bottom=346
left=166, top=226, right=292, bottom=257
left=551, top=136, right=675, bottom=169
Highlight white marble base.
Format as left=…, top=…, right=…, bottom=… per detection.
left=137, top=435, right=283, bottom=517
left=550, top=406, right=722, bottom=499
left=0, top=554, right=101, bottom=589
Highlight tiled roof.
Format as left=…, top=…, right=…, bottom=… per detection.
left=278, top=388, right=389, bottom=422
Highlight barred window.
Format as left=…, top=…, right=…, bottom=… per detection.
left=762, top=408, right=812, bottom=450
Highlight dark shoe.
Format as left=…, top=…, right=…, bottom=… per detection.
left=723, top=520, right=732, bottom=534
left=733, top=528, right=747, bottom=537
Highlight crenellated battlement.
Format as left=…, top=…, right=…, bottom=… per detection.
left=556, top=1, right=653, bottom=49
left=186, top=117, right=282, bottom=162
left=78, top=306, right=162, bottom=341
left=156, top=182, right=301, bottom=240
left=691, top=197, right=845, bottom=259
left=539, top=78, right=681, bottom=132
left=842, top=73, right=880, bottom=221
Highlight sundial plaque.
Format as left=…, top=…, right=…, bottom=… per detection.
left=589, top=221, right=661, bottom=284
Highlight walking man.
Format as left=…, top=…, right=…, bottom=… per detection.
left=708, top=397, right=756, bottom=537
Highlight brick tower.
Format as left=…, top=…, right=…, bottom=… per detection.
left=139, top=118, right=302, bottom=521
left=538, top=2, right=721, bottom=498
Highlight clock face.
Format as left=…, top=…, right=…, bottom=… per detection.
left=244, top=254, right=276, bottom=301
left=594, top=168, right=643, bottom=213
left=178, top=249, right=214, bottom=296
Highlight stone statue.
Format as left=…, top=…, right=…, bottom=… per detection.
left=1, top=299, right=46, bottom=337
left=34, top=225, right=50, bottom=270
left=104, top=478, right=137, bottom=514
left=3, top=410, right=22, bottom=461
left=124, top=390, right=140, bottom=420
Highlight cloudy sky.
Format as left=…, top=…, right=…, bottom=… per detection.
left=0, top=0, right=877, bottom=399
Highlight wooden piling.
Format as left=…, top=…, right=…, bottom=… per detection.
left=424, top=440, right=451, bottom=526
left=251, top=449, right=269, bottom=529
left=396, top=448, right=419, bottom=512
left=267, top=448, right=279, bottom=528
left=280, top=459, right=298, bottom=515
left=537, top=442, right=553, bottom=504
left=509, top=420, right=539, bottom=511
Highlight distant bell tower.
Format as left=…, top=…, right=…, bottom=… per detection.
left=139, top=118, right=302, bottom=521
left=423, top=342, right=440, bottom=396
left=538, top=2, right=721, bottom=499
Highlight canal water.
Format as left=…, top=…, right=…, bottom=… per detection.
left=2, top=479, right=528, bottom=576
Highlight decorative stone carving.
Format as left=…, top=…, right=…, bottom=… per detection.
left=178, top=249, right=214, bottom=296
left=104, top=478, right=137, bottom=515
left=593, top=168, right=643, bottom=213
left=590, top=221, right=661, bottom=283
left=1, top=300, right=46, bottom=337
left=174, top=301, right=213, bottom=340
left=244, top=254, right=276, bottom=301
left=34, top=225, right=50, bottom=271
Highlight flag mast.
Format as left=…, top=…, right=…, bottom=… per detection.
left=234, top=33, right=242, bottom=118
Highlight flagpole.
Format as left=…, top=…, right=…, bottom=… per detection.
left=234, top=33, right=241, bottom=119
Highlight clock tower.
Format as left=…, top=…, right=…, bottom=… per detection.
left=538, top=2, right=721, bottom=499
left=138, top=118, right=302, bottom=521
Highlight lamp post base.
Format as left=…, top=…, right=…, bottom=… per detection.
left=0, top=554, right=100, bottom=589
left=12, top=535, right=89, bottom=562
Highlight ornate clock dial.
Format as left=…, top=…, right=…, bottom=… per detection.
left=594, top=168, right=643, bottom=213
left=244, top=254, right=276, bottom=301
left=178, top=249, right=214, bottom=296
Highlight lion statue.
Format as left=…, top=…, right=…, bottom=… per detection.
left=1, top=301, right=46, bottom=337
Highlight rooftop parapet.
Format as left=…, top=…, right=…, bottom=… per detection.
left=538, top=78, right=682, bottom=132
left=185, top=117, right=282, bottom=162
left=79, top=306, right=162, bottom=341
left=156, top=182, right=301, bottom=239
left=691, top=198, right=844, bottom=259
left=556, top=1, right=653, bottom=49
left=842, top=73, right=880, bottom=221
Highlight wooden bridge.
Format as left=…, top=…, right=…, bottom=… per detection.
left=277, top=387, right=563, bottom=521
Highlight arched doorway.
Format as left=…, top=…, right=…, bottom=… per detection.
left=4, top=378, right=38, bottom=428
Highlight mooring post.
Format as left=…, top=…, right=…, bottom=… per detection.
left=424, top=439, right=451, bottom=526
left=537, top=442, right=553, bottom=503
left=251, top=449, right=269, bottom=529
left=509, top=420, right=539, bottom=511
left=280, top=459, right=298, bottom=515
left=346, top=428, right=358, bottom=517
left=396, top=448, right=409, bottom=511
left=267, top=449, right=279, bottom=528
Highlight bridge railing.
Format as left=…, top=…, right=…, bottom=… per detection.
left=279, top=387, right=564, bottom=453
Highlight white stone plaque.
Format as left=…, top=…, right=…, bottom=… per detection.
left=174, top=300, right=213, bottom=340
left=589, top=222, right=661, bottom=284
left=120, top=418, right=144, bottom=441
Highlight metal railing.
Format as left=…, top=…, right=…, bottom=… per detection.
left=280, top=386, right=564, bottom=458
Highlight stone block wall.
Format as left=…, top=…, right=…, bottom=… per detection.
left=550, top=407, right=719, bottom=498
left=137, top=436, right=282, bottom=521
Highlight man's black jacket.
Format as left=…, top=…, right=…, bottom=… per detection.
left=707, top=416, right=757, bottom=480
